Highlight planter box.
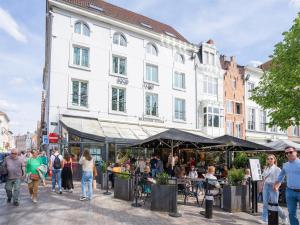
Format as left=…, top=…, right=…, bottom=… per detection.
left=114, top=176, right=134, bottom=201
left=222, top=185, right=243, bottom=212
left=241, top=185, right=250, bottom=212
left=151, top=184, right=177, bottom=212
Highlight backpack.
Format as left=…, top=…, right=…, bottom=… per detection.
left=53, top=155, right=61, bottom=169
left=0, top=160, right=8, bottom=176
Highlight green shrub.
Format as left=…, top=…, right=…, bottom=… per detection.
left=101, top=161, right=107, bottom=173
left=117, top=171, right=130, bottom=180
left=233, top=152, right=248, bottom=168
left=228, top=168, right=245, bottom=186
left=156, top=172, right=169, bottom=185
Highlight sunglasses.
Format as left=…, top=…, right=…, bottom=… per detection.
left=285, top=151, right=295, bottom=155
left=267, top=158, right=274, bottom=160
left=11, top=153, right=17, bottom=155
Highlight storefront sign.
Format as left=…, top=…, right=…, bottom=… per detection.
left=48, top=133, right=59, bottom=143
left=42, top=135, right=49, bottom=145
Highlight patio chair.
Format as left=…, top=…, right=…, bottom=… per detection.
left=200, top=179, right=222, bottom=208
left=183, top=180, right=200, bottom=206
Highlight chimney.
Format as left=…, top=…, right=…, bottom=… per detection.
left=230, top=56, right=236, bottom=64
left=207, top=39, right=214, bottom=45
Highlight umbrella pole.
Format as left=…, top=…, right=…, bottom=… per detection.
left=171, top=140, right=174, bottom=171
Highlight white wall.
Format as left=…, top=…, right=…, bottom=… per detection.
left=46, top=8, right=197, bottom=133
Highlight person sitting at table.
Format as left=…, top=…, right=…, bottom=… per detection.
left=140, top=166, right=153, bottom=193
left=242, top=168, right=251, bottom=185
left=188, top=165, right=198, bottom=179
left=204, top=166, right=220, bottom=189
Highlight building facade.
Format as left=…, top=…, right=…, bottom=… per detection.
left=221, top=56, right=245, bottom=139
left=195, top=40, right=225, bottom=137
left=0, top=111, right=13, bottom=152
left=44, top=0, right=204, bottom=162
left=244, top=64, right=288, bottom=143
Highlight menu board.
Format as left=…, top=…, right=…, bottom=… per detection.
left=249, top=158, right=262, bottom=181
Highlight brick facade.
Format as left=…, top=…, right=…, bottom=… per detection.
left=221, top=56, right=246, bottom=139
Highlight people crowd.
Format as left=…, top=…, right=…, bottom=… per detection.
left=2, top=146, right=300, bottom=225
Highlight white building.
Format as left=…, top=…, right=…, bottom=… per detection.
left=196, top=40, right=225, bottom=137
left=44, top=0, right=206, bottom=162
left=244, top=64, right=288, bottom=143
left=0, top=111, right=13, bottom=152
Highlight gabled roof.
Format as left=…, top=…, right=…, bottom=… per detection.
left=259, top=60, right=272, bottom=71
left=55, top=0, right=189, bottom=43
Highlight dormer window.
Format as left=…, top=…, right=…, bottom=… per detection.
left=74, top=21, right=90, bottom=37
left=146, top=43, right=158, bottom=56
left=113, top=32, right=127, bottom=47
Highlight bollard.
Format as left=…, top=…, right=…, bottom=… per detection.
left=205, top=193, right=213, bottom=219
left=268, top=202, right=279, bottom=225
left=169, top=177, right=182, bottom=217
left=103, top=170, right=112, bottom=195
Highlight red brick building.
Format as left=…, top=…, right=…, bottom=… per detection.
left=221, top=56, right=246, bottom=139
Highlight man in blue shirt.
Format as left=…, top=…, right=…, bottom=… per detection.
left=274, top=146, right=300, bottom=225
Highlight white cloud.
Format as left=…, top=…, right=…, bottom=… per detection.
left=0, top=7, right=27, bottom=43
left=0, top=99, right=18, bottom=112
left=290, top=0, right=300, bottom=8
left=9, top=77, right=26, bottom=86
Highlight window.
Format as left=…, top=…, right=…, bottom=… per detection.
left=203, top=76, right=218, bottom=96
left=260, top=110, right=267, bottom=131
left=112, top=55, right=126, bottom=75
left=174, top=72, right=185, bottom=89
left=112, top=87, right=126, bottom=112
left=203, top=106, right=224, bottom=128
left=247, top=82, right=255, bottom=98
left=146, top=43, right=158, bottom=56
left=271, top=125, right=278, bottom=133
left=236, top=123, right=242, bottom=138
left=72, top=80, right=88, bottom=107
left=203, top=51, right=209, bottom=64
left=293, top=126, right=299, bottom=136
left=226, top=121, right=233, bottom=135
left=145, top=93, right=158, bottom=116
left=113, top=33, right=127, bottom=46
left=74, top=21, right=90, bottom=36
left=146, top=64, right=158, bottom=83
left=174, top=98, right=186, bottom=121
left=226, top=101, right=233, bottom=114
left=209, top=53, right=215, bottom=65
left=236, top=103, right=242, bottom=114
left=248, top=108, right=256, bottom=130
left=175, top=53, right=184, bottom=64
left=73, top=46, right=89, bottom=67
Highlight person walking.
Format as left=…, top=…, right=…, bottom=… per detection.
left=61, top=153, right=74, bottom=193
left=4, top=149, right=25, bottom=206
left=79, top=150, right=94, bottom=201
left=26, top=150, right=42, bottom=203
left=261, top=154, right=288, bottom=224
left=50, top=148, right=64, bottom=194
left=274, top=146, right=300, bottom=225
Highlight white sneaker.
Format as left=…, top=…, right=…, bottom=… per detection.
left=80, top=196, right=87, bottom=201
left=282, top=217, right=289, bottom=225
left=32, top=198, right=37, bottom=203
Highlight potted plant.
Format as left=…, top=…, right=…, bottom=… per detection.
left=150, top=172, right=177, bottom=212
left=114, top=171, right=134, bottom=201
left=223, top=168, right=245, bottom=212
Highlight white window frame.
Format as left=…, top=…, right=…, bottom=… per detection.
left=203, top=76, right=218, bottom=96
left=226, top=101, right=233, bottom=114
left=111, top=87, right=126, bottom=113
left=203, top=106, right=224, bottom=128
left=173, top=71, right=186, bottom=90
left=111, top=54, right=127, bottom=76
left=247, top=82, right=255, bottom=98
left=146, top=43, right=158, bottom=56
left=113, top=32, right=127, bottom=47
left=174, top=98, right=186, bottom=121
left=292, top=126, right=299, bottom=136
left=260, top=110, right=267, bottom=131
left=74, top=21, right=90, bottom=37
left=248, top=107, right=256, bottom=130
left=71, top=45, right=90, bottom=69
left=145, top=92, right=159, bottom=117
left=226, top=121, right=233, bottom=135
left=236, top=123, right=242, bottom=138
left=145, top=63, right=159, bottom=84
left=71, top=80, right=89, bottom=108
left=175, top=53, right=185, bottom=64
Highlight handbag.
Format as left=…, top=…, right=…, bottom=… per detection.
left=30, top=173, right=39, bottom=181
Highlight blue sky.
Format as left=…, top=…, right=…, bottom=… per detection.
left=0, top=0, right=299, bottom=135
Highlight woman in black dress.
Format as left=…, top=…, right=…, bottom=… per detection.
left=61, top=153, right=74, bottom=192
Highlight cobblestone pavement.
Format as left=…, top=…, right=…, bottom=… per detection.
left=0, top=181, right=293, bottom=225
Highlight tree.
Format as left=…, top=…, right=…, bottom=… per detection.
left=251, top=13, right=300, bottom=129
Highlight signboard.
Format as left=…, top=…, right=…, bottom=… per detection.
left=249, top=158, right=262, bottom=181
left=42, top=135, right=49, bottom=145
left=48, top=133, right=59, bottom=143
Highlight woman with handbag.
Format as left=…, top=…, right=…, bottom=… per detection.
left=79, top=150, right=94, bottom=201
left=261, top=154, right=288, bottom=224
left=25, top=150, right=42, bottom=203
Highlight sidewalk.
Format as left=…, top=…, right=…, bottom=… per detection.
left=0, top=181, right=292, bottom=225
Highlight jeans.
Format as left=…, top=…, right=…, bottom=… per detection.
left=52, top=169, right=62, bottom=191
left=5, top=179, right=21, bottom=203
left=286, top=188, right=300, bottom=225
left=81, top=171, right=93, bottom=199
left=262, top=183, right=286, bottom=222
left=151, top=169, right=158, bottom=178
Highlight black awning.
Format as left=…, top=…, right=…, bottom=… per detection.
left=213, top=135, right=273, bottom=151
